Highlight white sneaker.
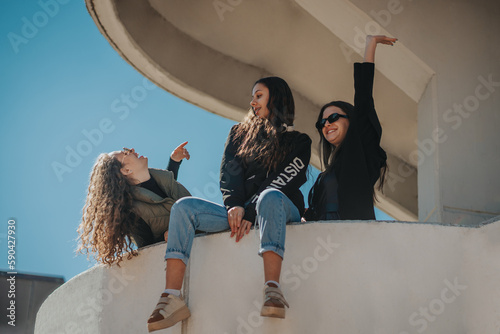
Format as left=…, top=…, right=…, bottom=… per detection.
left=147, top=293, right=191, bottom=332
left=260, top=285, right=289, bottom=319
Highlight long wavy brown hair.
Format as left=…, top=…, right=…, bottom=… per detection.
left=234, top=76, right=297, bottom=171
left=77, top=153, right=138, bottom=266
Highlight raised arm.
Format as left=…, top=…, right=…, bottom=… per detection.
left=167, top=141, right=190, bottom=180
left=354, top=34, right=397, bottom=134
left=170, top=141, right=190, bottom=162
left=364, top=35, right=397, bottom=63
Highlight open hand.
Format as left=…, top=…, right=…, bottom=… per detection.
left=367, top=35, right=397, bottom=46
left=364, top=35, right=397, bottom=62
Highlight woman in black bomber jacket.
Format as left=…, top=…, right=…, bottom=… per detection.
left=305, top=35, right=395, bottom=222
left=147, top=77, right=311, bottom=332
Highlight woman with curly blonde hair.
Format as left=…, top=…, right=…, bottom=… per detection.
left=78, top=142, right=191, bottom=265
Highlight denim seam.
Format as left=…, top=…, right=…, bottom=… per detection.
left=165, top=249, right=190, bottom=257
left=260, top=242, right=284, bottom=251
left=179, top=213, right=195, bottom=255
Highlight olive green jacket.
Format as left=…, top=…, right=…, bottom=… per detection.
left=131, top=168, right=190, bottom=240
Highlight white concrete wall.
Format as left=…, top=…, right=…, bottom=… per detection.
left=36, top=219, right=500, bottom=334
left=347, top=0, right=500, bottom=224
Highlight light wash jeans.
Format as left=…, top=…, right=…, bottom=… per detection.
left=165, top=189, right=301, bottom=265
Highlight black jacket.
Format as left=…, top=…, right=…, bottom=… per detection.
left=308, top=62, right=387, bottom=220
left=220, top=125, right=312, bottom=223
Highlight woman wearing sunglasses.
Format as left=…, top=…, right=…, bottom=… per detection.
left=304, top=35, right=396, bottom=222
left=77, top=142, right=191, bottom=265
left=147, top=77, right=311, bottom=332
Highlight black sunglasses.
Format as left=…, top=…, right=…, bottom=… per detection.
left=315, top=113, right=349, bottom=130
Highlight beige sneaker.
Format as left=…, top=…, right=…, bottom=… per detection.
left=260, top=286, right=289, bottom=319
left=147, top=293, right=191, bottom=332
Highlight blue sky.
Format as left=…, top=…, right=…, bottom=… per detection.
left=0, top=0, right=392, bottom=282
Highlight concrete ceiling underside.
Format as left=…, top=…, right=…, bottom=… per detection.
left=85, top=0, right=435, bottom=220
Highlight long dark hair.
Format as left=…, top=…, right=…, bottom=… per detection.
left=315, top=101, right=354, bottom=172
left=313, top=100, right=387, bottom=193
left=234, top=76, right=296, bottom=171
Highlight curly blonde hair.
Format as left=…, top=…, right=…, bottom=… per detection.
left=77, top=153, right=138, bottom=266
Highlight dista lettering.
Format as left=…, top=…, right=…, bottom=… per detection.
left=270, top=157, right=305, bottom=188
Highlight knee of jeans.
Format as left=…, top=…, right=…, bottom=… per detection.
left=171, top=197, right=197, bottom=215
left=256, top=188, right=284, bottom=210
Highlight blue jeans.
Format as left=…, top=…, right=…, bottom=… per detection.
left=165, top=189, right=301, bottom=265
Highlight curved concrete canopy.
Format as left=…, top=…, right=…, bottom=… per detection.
left=85, top=0, right=438, bottom=220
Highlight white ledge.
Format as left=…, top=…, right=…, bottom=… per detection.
left=36, top=220, right=500, bottom=333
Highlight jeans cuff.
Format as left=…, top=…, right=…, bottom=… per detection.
left=165, top=249, right=189, bottom=266
left=259, top=244, right=284, bottom=259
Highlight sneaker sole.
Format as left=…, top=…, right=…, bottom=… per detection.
left=260, top=305, right=285, bottom=319
left=147, top=305, right=191, bottom=332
